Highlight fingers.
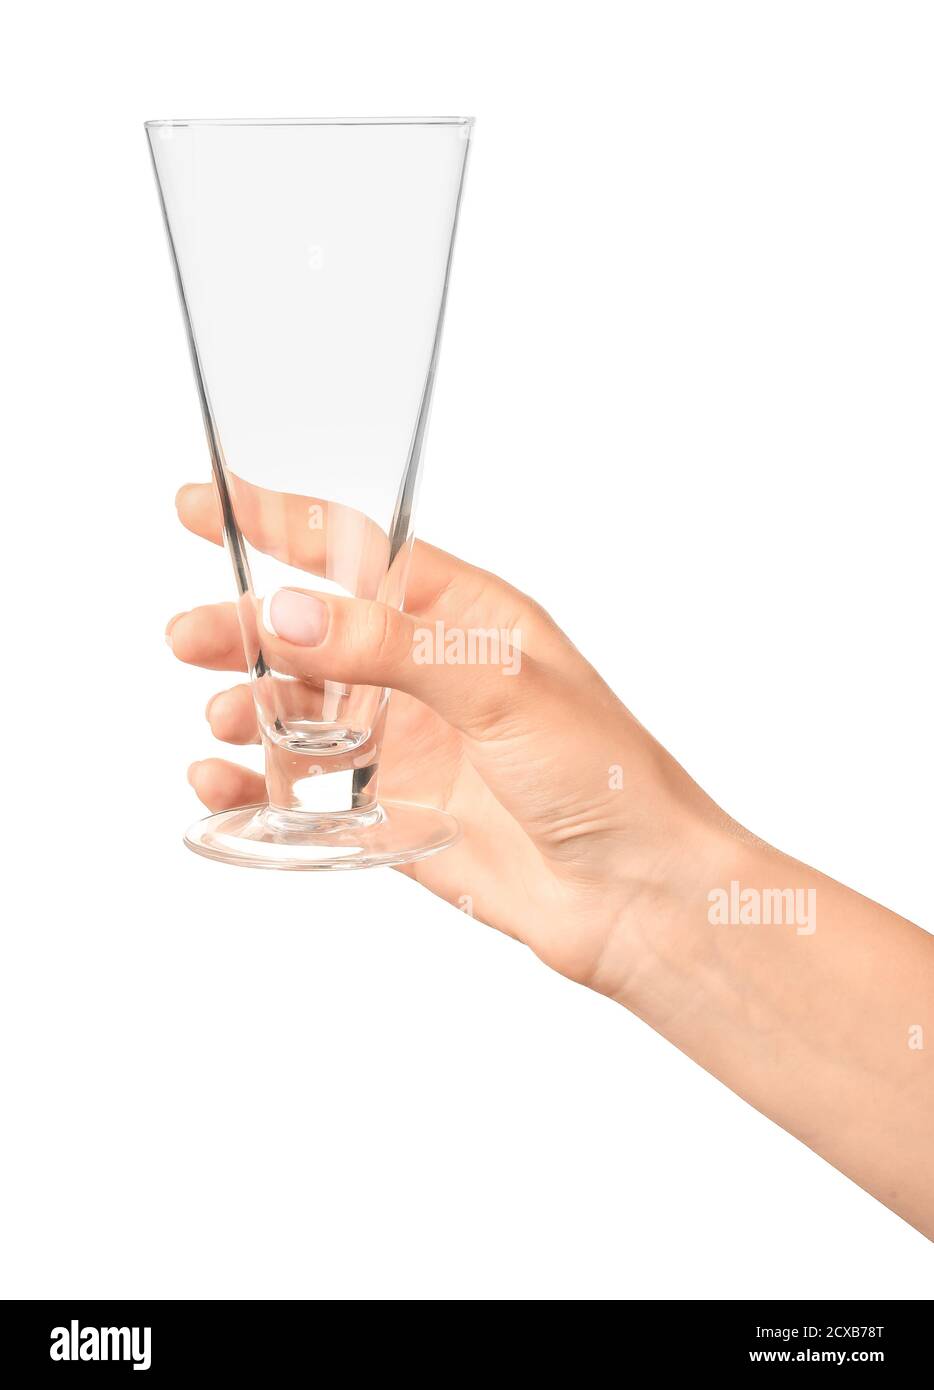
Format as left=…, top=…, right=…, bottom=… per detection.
left=170, top=480, right=619, bottom=859
left=175, top=479, right=564, bottom=657
left=175, top=478, right=390, bottom=598
left=258, top=585, right=612, bottom=852
left=205, top=683, right=258, bottom=744
left=166, top=604, right=246, bottom=672
left=173, top=542, right=632, bottom=866
left=174, top=481, right=223, bottom=546
left=188, top=758, right=265, bottom=812
left=176, top=478, right=443, bottom=606
left=262, top=586, right=536, bottom=741
left=204, top=680, right=335, bottom=746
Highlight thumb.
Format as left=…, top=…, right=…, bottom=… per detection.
left=261, top=587, right=533, bottom=742
left=260, top=586, right=634, bottom=865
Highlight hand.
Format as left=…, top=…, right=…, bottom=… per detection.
left=167, top=479, right=934, bottom=1238
left=166, top=479, right=725, bottom=997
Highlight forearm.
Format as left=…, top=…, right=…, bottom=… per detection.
left=615, top=829, right=934, bottom=1238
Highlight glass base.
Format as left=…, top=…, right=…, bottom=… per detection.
left=183, top=801, right=459, bottom=871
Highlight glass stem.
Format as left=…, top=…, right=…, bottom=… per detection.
left=262, top=731, right=381, bottom=821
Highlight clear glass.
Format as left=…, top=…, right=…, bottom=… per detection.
left=146, top=117, right=472, bottom=868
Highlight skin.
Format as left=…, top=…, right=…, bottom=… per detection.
left=168, top=479, right=934, bottom=1241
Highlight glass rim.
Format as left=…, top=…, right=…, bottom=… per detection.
left=144, top=116, right=474, bottom=129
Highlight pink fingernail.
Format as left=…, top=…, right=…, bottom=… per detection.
left=264, top=589, right=329, bottom=646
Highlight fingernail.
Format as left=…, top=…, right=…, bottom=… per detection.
left=264, top=590, right=328, bottom=646
left=187, top=761, right=201, bottom=787
left=165, top=612, right=185, bottom=650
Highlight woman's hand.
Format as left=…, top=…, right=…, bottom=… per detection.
left=166, top=479, right=726, bottom=1000
left=167, top=479, right=934, bottom=1240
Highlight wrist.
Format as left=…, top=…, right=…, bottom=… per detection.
left=594, top=809, right=779, bottom=1022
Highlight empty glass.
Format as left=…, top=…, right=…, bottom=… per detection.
left=146, top=117, right=473, bottom=868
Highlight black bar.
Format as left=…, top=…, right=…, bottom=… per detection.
left=2, top=1299, right=928, bottom=1377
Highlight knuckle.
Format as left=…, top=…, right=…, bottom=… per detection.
left=362, top=601, right=400, bottom=669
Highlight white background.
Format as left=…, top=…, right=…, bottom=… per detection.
left=1, top=0, right=931, bottom=1298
